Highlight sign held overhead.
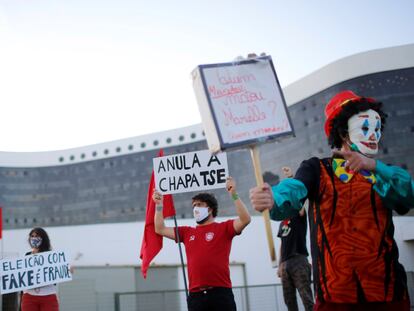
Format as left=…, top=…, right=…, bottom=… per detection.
left=153, top=150, right=228, bottom=195
left=192, top=56, right=294, bottom=153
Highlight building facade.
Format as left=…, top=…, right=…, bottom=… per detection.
left=1, top=45, right=414, bottom=229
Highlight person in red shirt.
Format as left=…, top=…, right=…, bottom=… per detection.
left=153, top=176, right=251, bottom=311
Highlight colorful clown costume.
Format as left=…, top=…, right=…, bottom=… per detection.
left=269, top=157, right=413, bottom=305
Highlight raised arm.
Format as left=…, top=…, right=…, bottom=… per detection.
left=153, top=190, right=176, bottom=240
left=250, top=158, right=320, bottom=221
left=226, top=177, right=251, bottom=234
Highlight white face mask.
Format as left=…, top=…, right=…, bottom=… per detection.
left=347, top=109, right=381, bottom=157
left=193, top=207, right=210, bottom=224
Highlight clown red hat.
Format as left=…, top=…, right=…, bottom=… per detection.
left=324, top=90, right=375, bottom=137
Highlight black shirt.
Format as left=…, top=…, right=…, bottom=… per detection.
left=277, top=213, right=309, bottom=263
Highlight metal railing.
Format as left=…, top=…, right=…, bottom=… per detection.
left=114, top=280, right=414, bottom=311
left=114, top=283, right=293, bottom=311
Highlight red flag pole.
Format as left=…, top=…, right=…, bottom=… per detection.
left=173, top=215, right=188, bottom=298
left=0, top=206, right=2, bottom=239
left=0, top=207, right=3, bottom=260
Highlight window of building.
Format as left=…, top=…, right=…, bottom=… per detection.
left=81, top=153, right=86, bottom=159
left=179, top=135, right=185, bottom=141
left=70, top=155, right=75, bottom=161
left=191, top=133, right=196, bottom=139
left=141, top=142, right=146, bottom=148
left=104, top=149, right=109, bottom=155
left=92, top=151, right=97, bottom=157
left=153, top=140, right=159, bottom=146
left=116, top=147, right=121, bottom=153
left=59, top=157, right=64, bottom=162
left=166, top=137, right=172, bottom=144
left=128, top=144, right=134, bottom=151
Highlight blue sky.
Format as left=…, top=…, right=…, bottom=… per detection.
left=0, top=0, right=413, bottom=151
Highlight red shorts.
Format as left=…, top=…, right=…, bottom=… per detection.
left=21, top=293, right=59, bottom=311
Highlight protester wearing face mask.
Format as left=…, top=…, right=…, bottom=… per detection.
left=250, top=90, right=413, bottom=310
left=153, top=176, right=251, bottom=311
left=21, top=228, right=59, bottom=311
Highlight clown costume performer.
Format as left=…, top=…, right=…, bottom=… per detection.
left=250, top=90, right=413, bottom=311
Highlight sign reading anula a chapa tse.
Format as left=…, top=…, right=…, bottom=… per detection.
left=153, top=150, right=228, bottom=195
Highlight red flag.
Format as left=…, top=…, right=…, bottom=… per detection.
left=0, top=207, right=2, bottom=239
left=140, top=150, right=175, bottom=278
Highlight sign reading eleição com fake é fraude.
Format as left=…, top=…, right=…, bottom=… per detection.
left=0, top=250, right=72, bottom=294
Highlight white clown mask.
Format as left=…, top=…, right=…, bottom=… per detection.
left=347, top=109, right=381, bottom=156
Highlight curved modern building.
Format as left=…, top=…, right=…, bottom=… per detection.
left=1, top=44, right=413, bottom=230
left=2, top=44, right=414, bottom=311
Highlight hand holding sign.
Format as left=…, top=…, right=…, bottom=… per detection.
left=152, top=190, right=163, bottom=206
left=249, top=183, right=275, bottom=213
left=225, top=176, right=237, bottom=195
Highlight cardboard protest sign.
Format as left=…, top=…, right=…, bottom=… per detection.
left=0, top=250, right=72, bottom=294
left=192, top=56, right=294, bottom=153
left=153, top=150, right=228, bottom=194
left=192, top=55, right=291, bottom=267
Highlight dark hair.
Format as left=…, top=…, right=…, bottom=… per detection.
left=192, top=193, right=218, bottom=217
left=28, top=227, right=52, bottom=253
left=263, top=171, right=280, bottom=185
left=328, top=99, right=387, bottom=149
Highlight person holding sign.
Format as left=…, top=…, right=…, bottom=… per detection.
left=249, top=91, right=413, bottom=310
left=153, top=176, right=251, bottom=311
left=21, top=228, right=59, bottom=311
